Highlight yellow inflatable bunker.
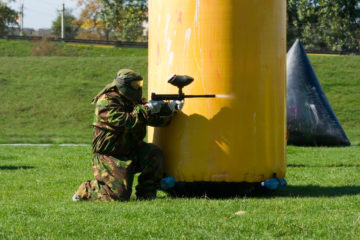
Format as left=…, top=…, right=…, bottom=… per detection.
left=148, top=0, right=286, bottom=195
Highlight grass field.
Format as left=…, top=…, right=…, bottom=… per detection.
left=0, top=39, right=147, bottom=57
left=0, top=40, right=148, bottom=143
left=0, top=39, right=360, bottom=239
left=0, top=145, right=359, bottom=239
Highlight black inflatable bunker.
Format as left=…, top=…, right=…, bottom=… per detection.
left=286, top=40, right=350, bottom=146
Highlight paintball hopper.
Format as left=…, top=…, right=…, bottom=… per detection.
left=167, top=74, right=194, bottom=89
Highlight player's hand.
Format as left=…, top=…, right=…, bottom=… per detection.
left=145, top=100, right=164, bottom=114
left=168, top=100, right=184, bottom=112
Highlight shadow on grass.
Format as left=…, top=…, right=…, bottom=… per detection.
left=167, top=183, right=360, bottom=199
left=0, top=165, right=35, bottom=170
left=270, top=185, right=360, bottom=198
left=288, top=163, right=360, bottom=168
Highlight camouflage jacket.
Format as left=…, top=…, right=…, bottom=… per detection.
left=92, top=87, right=172, bottom=156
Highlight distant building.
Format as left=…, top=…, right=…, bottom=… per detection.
left=9, top=27, right=52, bottom=37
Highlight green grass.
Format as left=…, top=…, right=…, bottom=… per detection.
left=0, top=56, right=148, bottom=143
left=0, top=40, right=148, bottom=143
left=0, top=145, right=359, bottom=239
left=0, top=39, right=147, bottom=57
left=0, top=39, right=35, bottom=56
left=0, top=40, right=359, bottom=239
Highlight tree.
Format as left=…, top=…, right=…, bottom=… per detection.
left=75, top=0, right=111, bottom=40
left=100, top=0, right=148, bottom=41
left=0, top=0, right=18, bottom=35
left=51, top=9, right=81, bottom=39
left=287, top=0, right=360, bottom=52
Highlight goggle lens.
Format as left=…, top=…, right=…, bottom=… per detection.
left=130, top=80, right=143, bottom=90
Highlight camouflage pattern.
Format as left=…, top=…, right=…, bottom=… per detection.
left=76, top=141, right=164, bottom=201
left=75, top=87, right=172, bottom=201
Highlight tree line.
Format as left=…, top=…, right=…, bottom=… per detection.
left=1, top=0, right=359, bottom=51
left=52, top=0, right=148, bottom=42
left=0, top=0, right=18, bottom=35
left=287, top=0, right=360, bottom=51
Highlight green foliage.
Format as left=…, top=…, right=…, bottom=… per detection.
left=100, top=0, right=147, bottom=41
left=287, top=0, right=360, bottom=52
left=75, top=0, right=112, bottom=41
left=0, top=145, right=359, bottom=239
left=0, top=0, right=18, bottom=35
left=51, top=9, right=81, bottom=39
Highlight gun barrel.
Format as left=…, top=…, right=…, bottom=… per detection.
left=151, top=93, right=216, bottom=101
left=184, top=94, right=216, bottom=98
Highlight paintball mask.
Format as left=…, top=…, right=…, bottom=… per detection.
left=114, top=69, right=143, bottom=101
left=130, top=79, right=143, bottom=90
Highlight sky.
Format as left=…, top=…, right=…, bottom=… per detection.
left=5, top=0, right=81, bottom=29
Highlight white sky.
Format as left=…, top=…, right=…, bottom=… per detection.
left=5, top=0, right=81, bottom=29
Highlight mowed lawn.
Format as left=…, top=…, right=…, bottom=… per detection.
left=0, top=145, right=359, bottom=239
left=0, top=40, right=359, bottom=239
left=0, top=42, right=148, bottom=143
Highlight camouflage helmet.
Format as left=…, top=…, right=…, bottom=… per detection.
left=91, top=69, right=143, bottom=104
left=114, top=69, right=143, bottom=101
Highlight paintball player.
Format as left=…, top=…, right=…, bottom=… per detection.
left=72, top=69, right=184, bottom=201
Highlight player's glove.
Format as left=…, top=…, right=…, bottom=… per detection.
left=168, top=100, right=184, bottom=112
left=145, top=100, right=164, bottom=114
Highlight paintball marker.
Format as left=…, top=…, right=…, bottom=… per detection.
left=151, top=74, right=216, bottom=101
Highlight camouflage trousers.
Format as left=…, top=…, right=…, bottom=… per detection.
left=75, top=143, right=164, bottom=201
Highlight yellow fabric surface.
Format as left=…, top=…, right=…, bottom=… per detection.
left=148, top=0, right=286, bottom=182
